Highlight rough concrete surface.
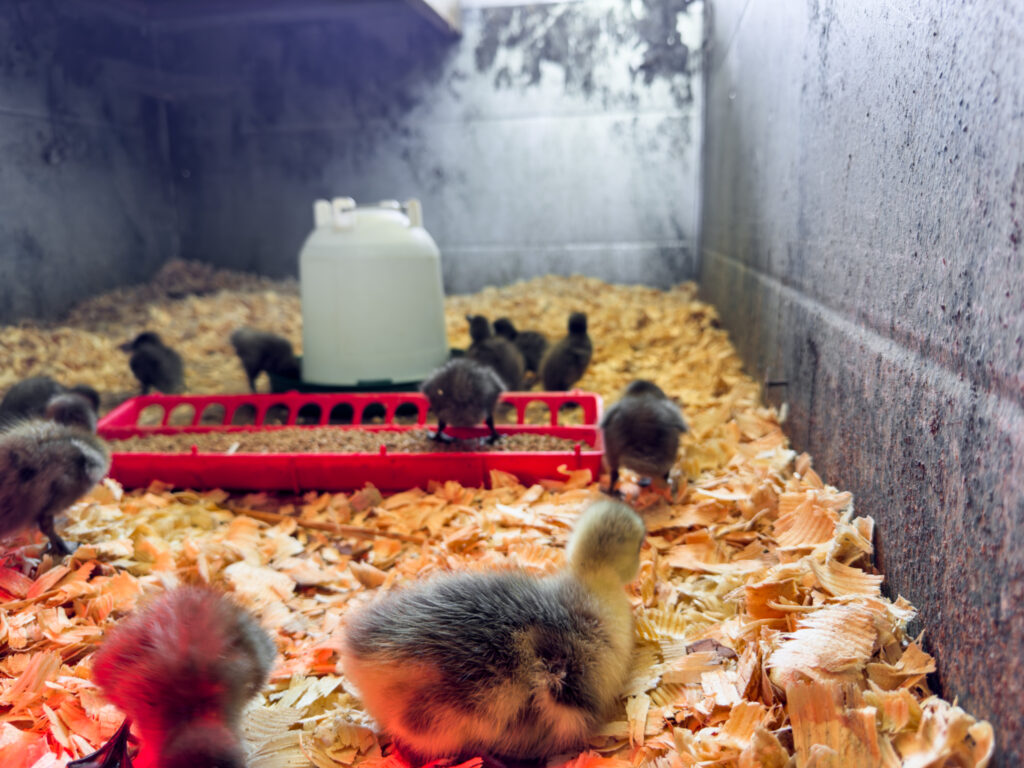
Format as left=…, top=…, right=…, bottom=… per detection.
left=701, top=0, right=1024, bottom=761
left=2, top=0, right=703, bottom=318
left=154, top=0, right=704, bottom=291
left=0, top=0, right=176, bottom=324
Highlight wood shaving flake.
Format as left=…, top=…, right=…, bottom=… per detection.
left=788, top=680, right=890, bottom=767
left=0, top=271, right=994, bottom=768
left=767, top=602, right=887, bottom=689
left=809, top=556, right=884, bottom=597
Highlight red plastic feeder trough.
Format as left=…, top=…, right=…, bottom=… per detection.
left=97, top=391, right=604, bottom=493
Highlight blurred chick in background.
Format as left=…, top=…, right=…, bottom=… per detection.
left=540, top=312, right=592, bottom=391
left=120, top=332, right=185, bottom=395
left=466, top=314, right=525, bottom=392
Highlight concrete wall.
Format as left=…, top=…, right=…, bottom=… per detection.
left=156, top=0, right=704, bottom=292
left=0, top=0, right=176, bottom=324
left=701, top=0, right=1024, bottom=761
left=0, top=0, right=702, bottom=321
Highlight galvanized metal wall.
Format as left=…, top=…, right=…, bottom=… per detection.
left=701, top=1, right=1024, bottom=761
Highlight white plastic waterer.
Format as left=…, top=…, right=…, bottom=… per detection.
left=299, top=197, right=449, bottom=387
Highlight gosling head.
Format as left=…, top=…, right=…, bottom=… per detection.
left=44, top=393, right=97, bottom=432
left=565, top=499, right=645, bottom=585
left=622, top=379, right=668, bottom=400
left=568, top=312, right=588, bottom=335
left=67, top=384, right=100, bottom=412
left=119, top=331, right=163, bottom=352
left=468, top=315, right=495, bottom=346
left=466, top=314, right=492, bottom=344
left=493, top=317, right=517, bottom=340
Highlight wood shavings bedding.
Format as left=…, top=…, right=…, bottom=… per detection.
left=0, top=267, right=994, bottom=767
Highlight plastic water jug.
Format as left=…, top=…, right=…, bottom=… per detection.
left=299, top=197, right=449, bottom=387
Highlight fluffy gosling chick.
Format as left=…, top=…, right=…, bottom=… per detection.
left=0, top=420, right=109, bottom=555
left=341, top=499, right=645, bottom=765
left=466, top=315, right=525, bottom=392
left=0, top=376, right=99, bottom=426
left=540, top=312, right=592, bottom=391
left=44, top=393, right=98, bottom=432
left=420, top=358, right=506, bottom=443
left=493, top=317, right=549, bottom=376
left=120, top=332, right=184, bottom=395
left=89, top=586, right=276, bottom=768
left=229, top=327, right=301, bottom=393
left=601, top=380, right=687, bottom=493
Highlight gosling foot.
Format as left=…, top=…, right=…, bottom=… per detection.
left=430, top=420, right=454, bottom=443
left=485, top=415, right=501, bottom=444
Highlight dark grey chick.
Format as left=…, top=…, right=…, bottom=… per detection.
left=0, top=377, right=100, bottom=426
left=465, top=315, right=525, bottom=392
left=493, top=317, right=549, bottom=376
left=342, top=498, right=644, bottom=765
left=45, top=393, right=98, bottom=433
left=0, top=376, right=63, bottom=425
left=601, top=380, right=688, bottom=493
left=67, top=384, right=101, bottom=413
left=0, top=420, right=109, bottom=555
left=540, top=312, right=593, bottom=391
left=420, top=358, right=505, bottom=443
left=120, top=332, right=185, bottom=395
left=229, top=327, right=301, bottom=393
left=91, top=585, right=276, bottom=768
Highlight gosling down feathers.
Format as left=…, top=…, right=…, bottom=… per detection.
left=342, top=499, right=645, bottom=765
left=466, top=314, right=525, bottom=392
left=45, top=392, right=99, bottom=433
left=420, top=357, right=506, bottom=443
left=84, top=586, right=276, bottom=768
left=0, top=376, right=99, bottom=429
left=601, top=379, right=688, bottom=493
left=0, top=420, right=109, bottom=555
left=120, top=332, right=185, bottom=395
left=229, top=327, right=301, bottom=392
left=540, top=312, right=593, bottom=391
left=493, top=317, right=549, bottom=376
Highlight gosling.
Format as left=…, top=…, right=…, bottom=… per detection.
left=342, top=498, right=645, bottom=765
left=493, top=317, right=549, bottom=377
left=87, top=586, right=276, bottom=768
left=0, top=376, right=99, bottom=427
left=540, top=312, right=592, bottom=391
left=229, top=327, right=301, bottom=393
left=601, top=380, right=688, bottom=493
left=420, top=357, right=506, bottom=443
left=120, top=332, right=185, bottom=395
left=0, top=420, right=109, bottom=555
left=466, top=314, right=525, bottom=392
left=44, top=393, right=99, bottom=433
